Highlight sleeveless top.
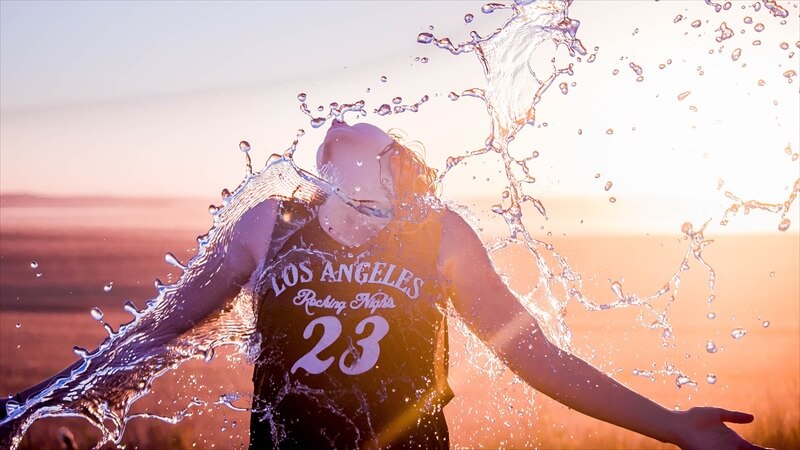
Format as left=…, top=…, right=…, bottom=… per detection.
left=249, top=201, right=453, bottom=449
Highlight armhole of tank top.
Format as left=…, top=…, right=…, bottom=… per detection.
left=266, top=200, right=317, bottom=258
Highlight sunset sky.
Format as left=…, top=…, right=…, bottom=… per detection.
left=1, top=0, right=798, bottom=233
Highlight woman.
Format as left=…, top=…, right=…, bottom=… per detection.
left=2, top=120, right=766, bottom=450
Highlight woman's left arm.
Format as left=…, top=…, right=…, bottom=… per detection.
left=436, top=209, right=767, bottom=450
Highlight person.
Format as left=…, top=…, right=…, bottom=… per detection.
left=2, top=120, right=767, bottom=450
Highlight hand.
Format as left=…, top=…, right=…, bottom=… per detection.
left=673, top=407, right=771, bottom=450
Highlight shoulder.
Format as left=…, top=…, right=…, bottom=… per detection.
left=436, top=206, right=481, bottom=243
left=435, top=206, right=487, bottom=265
left=229, top=198, right=284, bottom=269
left=235, top=198, right=280, bottom=236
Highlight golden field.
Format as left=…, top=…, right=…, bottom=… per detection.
left=1, top=196, right=797, bottom=449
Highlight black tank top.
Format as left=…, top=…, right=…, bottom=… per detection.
left=250, top=201, right=453, bottom=449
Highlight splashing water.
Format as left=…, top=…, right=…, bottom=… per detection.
left=3, top=0, right=798, bottom=448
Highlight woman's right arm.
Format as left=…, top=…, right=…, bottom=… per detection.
left=2, top=198, right=278, bottom=415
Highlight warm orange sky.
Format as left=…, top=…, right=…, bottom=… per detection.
left=1, top=1, right=798, bottom=234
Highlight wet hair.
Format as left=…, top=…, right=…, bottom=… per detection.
left=380, top=130, right=438, bottom=215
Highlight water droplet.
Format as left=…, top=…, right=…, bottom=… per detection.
left=35, top=273, right=43, bottom=278
left=208, top=205, right=219, bottom=215
left=238, top=141, right=251, bottom=153
left=754, top=23, right=765, bottom=32
left=784, top=70, right=797, bottom=80
left=674, top=14, right=683, bottom=23
left=731, top=48, right=741, bottom=61
left=762, top=320, right=770, bottom=328
left=90, top=307, right=104, bottom=321
left=758, top=79, right=766, bottom=86
left=609, top=197, right=617, bottom=203
left=30, top=261, right=38, bottom=269
left=123, top=299, right=140, bottom=316
left=448, top=92, right=460, bottom=101
left=781, top=42, right=790, bottom=50
left=752, top=40, right=762, bottom=46
left=464, top=13, right=474, bottom=23
left=165, top=252, right=186, bottom=270
left=481, top=3, right=501, bottom=14
left=296, top=92, right=307, bottom=102
left=103, top=282, right=113, bottom=293
left=706, top=340, right=718, bottom=353
left=691, top=20, right=702, bottom=28
left=778, top=218, right=791, bottom=231
left=606, top=128, right=614, bottom=135
left=681, top=222, right=694, bottom=235
left=204, top=347, right=215, bottom=363
left=730, top=327, right=747, bottom=339
left=559, top=82, right=568, bottom=94
left=380, top=75, right=388, bottom=83
left=769, top=271, right=775, bottom=277
left=73, top=346, right=89, bottom=358
left=604, top=181, right=613, bottom=191
left=15, top=323, right=21, bottom=329
left=417, top=32, right=434, bottom=44
left=310, top=117, right=326, bottom=128
left=610, top=281, right=624, bottom=298
left=594, top=173, right=601, bottom=179
left=392, top=97, right=402, bottom=105
left=744, top=16, right=753, bottom=25
left=706, top=374, right=717, bottom=384
left=677, top=91, right=690, bottom=101
left=707, top=312, right=716, bottom=320
left=676, top=374, right=696, bottom=388
left=376, top=104, right=392, bottom=116
left=420, top=57, right=429, bottom=63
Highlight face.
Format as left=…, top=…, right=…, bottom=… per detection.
left=316, top=121, right=394, bottom=201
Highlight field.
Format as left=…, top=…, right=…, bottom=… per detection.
left=1, top=196, right=797, bottom=449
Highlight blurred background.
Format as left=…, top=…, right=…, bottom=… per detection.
left=1, top=1, right=798, bottom=448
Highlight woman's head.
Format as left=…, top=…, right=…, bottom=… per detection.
left=316, top=121, right=437, bottom=216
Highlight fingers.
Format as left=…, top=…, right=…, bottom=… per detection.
left=718, top=408, right=754, bottom=424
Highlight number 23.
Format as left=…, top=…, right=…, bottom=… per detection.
left=290, top=315, right=389, bottom=376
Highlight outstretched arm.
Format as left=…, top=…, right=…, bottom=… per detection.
left=2, top=198, right=278, bottom=417
left=437, top=209, right=765, bottom=450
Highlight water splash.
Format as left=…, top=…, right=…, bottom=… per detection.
left=3, top=0, right=798, bottom=448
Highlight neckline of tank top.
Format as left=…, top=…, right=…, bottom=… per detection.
left=310, top=214, right=399, bottom=250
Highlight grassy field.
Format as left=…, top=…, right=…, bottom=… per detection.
left=1, top=197, right=797, bottom=449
